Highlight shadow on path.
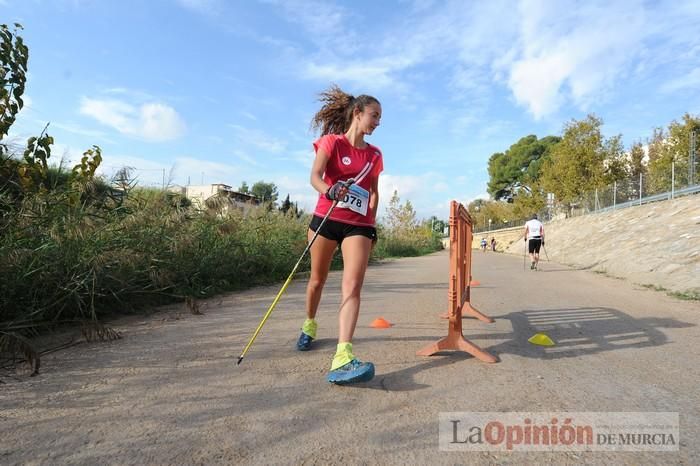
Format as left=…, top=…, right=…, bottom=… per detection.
left=476, top=306, right=695, bottom=360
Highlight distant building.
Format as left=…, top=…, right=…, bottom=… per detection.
left=170, top=183, right=259, bottom=213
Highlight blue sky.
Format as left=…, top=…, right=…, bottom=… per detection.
left=5, top=0, right=700, bottom=219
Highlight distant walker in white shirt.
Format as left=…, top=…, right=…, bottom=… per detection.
left=524, top=214, right=545, bottom=270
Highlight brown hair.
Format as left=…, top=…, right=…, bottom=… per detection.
left=311, top=84, right=380, bottom=136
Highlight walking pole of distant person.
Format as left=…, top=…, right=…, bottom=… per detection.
left=523, top=214, right=545, bottom=271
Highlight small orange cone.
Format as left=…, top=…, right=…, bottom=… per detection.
left=370, top=317, right=392, bottom=328
left=470, top=280, right=480, bottom=286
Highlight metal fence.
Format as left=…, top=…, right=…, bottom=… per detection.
left=474, top=165, right=699, bottom=234
left=567, top=169, right=699, bottom=218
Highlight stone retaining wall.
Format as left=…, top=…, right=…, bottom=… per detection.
left=501, top=195, right=700, bottom=294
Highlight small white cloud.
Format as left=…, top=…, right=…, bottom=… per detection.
left=264, top=0, right=349, bottom=37
left=51, top=121, right=113, bottom=141
left=174, top=156, right=239, bottom=186
left=276, top=148, right=314, bottom=169
left=661, top=67, right=700, bottom=93
left=21, top=95, right=33, bottom=109
left=229, top=124, right=287, bottom=153
left=79, top=97, right=186, bottom=142
left=433, top=181, right=449, bottom=192
left=232, top=149, right=263, bottom=167
left=379, top=174, right=426, bottom=201
left=140, top=103, right=186, bottom=141
left=303, top=61, right=397, bottom=90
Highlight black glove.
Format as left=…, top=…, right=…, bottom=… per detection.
left=542, top=240, right=545, bottom=246
left=325, top=180, right=349, bottom=201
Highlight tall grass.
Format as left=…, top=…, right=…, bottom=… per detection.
left=0, top=163, right=442, bottom=371
left=1, top=190, right=311, bottom=327
left=372, top=224, right=444, bottom=258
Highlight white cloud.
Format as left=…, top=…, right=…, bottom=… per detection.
left=379, top=174, right=426, bottom=201
left=280, top=0, right=700, bottom=120
left=79, top=97, right=186, bottom=142
left=51, top=121, right=112, bottom=141
left=231, top=149, right=263, bottom=167
left=241, top=111, right=257, bottom=121
left=433, top=181, right=449, bottom=192
left=86, top=153, right=239, bottom=188
left=94, top=154, right=168, bottom=187
left=508, top=0, right=647, bottom=118
left=174, top=156, right=239, bottom=186
left=229, top=124, right=287, bottom=153
left=303, top=61, right=398, bottom=91
left=276, top=148, right=314, bottom=169
left=21, top=95, right=33, bottom=110
left=661, top=67, right=700, bottom=93
left=264, top=0, right=349, bottom=38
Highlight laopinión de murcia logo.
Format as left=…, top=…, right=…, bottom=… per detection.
left=439, top=412, right=679, bottom=452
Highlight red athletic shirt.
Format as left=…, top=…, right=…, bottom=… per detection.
left=312, top=134, right=383, bottom=227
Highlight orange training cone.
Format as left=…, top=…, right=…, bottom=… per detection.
left=370, top=317, right=392, bottom=328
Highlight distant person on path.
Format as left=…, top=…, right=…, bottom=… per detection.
left=524, top=214, right=544, bottom=270
left=296, top=85, right=383, bottom=385
left=480, top=237, right=487, bottom=252
left=491, top=237, right=496, bottom=252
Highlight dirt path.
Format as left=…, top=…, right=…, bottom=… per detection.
left=1, top=250, right=699, bottom=464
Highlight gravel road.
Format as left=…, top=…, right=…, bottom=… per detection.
left=2, top=250, right=698, bottom=464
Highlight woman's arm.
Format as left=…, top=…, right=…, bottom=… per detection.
left=310, top=148, right=331, bottom=195
left=369, top=175, right=379, bottom=221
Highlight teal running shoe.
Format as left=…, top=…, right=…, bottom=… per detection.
left=327, top=359, right=375, bottom=385
left=296, top=332, right=314, bottom=351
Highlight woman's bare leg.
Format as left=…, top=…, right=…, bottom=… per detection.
left=337, top=235, right=372, bottom=342
left=305, top=229, right=338, bottom=319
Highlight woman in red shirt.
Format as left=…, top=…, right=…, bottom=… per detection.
left=296, top=84, right=383, bottom=385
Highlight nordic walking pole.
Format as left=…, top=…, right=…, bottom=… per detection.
left=237, top=178, right=355, bottom=365
left=542, top=242, right=550, bottom=262
left=523, top=238, right=527, bottom=271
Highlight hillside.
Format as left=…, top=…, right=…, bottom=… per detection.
left=497, top=195, right=700, bottom=296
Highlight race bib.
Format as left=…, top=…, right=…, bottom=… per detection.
left=337, top=184, right=369, bottom=216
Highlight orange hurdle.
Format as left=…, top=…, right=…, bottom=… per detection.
left=417, top=201, right=497, bottom=363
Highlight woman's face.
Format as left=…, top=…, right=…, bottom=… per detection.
left=356, top=102, right=382, bottom=135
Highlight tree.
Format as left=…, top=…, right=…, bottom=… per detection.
left=511, top=188, right=546, bottom=219
left=541, top=114, right=609, bottom=209
left=237, top=181, right=250, bottom=194
left=619, top=141, right=647, bottom=200
left=279, top=193, right=292, bottom=213
left=1, top=23, right=56, bottom=199
left=1, top=23, right=29, bottom=143
left=384, top=190, right=417, bottom=234
left=647, top=113, right=700, bottom=193
left=487, top=134, right=560, bottom=200
left=467, top=199, right=518, bottom=231
left=250, top=180, right=278, bottom=204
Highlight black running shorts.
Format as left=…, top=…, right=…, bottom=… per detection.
left=528, top=238, right=542, bottom=254
left=309, top=216, right=377, bottom=243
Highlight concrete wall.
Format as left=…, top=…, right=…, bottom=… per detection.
left=503, top=195, right=699, bottom=294
left=448, top=195, right=700, bottom=294
left=471, top=226, right=523, bottom=252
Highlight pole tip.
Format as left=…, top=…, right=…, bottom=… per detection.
left=237, top=356, right=244, bottom=365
